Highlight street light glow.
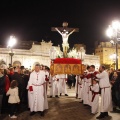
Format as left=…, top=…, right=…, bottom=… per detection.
left=110, top=40, right=115, bottom=44
left=106, top=25, right=113, bottom=37
left=109, top=53, right=116, bottom=60
left=7, top=35, right=17, bottom=48
left=7, top=35, right=17, bottom=66
left=112, top=21, right=120, bottom=30
left=106, top=20, right=120, bottom=70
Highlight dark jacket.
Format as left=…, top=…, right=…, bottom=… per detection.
left=0, top=75, right=5, bottom=95
left=11, top=72, right=24, bottom=91
left=23, top=75, right=29, bottom=89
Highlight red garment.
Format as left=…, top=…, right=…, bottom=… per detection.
left=87, top=74, right=91, bottom=79
left=81, top=74, right=87, bottom=79
left=91, top=92, right=99, bottom=102
left=29, top=86, right=33, bottom=91
left=91, top=71, right=99, bottom=79
left=45, top=75, right=49, bottom=81
left=5, top=75, right=10, bottom=92
left=45, top=78, right=49, bottom=81
left=9, top=71, right=14, bottom=75
left=65, top=78, right=68, bottom=81
left=80, top=76, right=83, bottom=79
left=94, top=71, right=99, bottom=76
left=91, top=71, right=98, bottom=78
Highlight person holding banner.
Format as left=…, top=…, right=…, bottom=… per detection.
left=56, top=74, right=68, bottom=96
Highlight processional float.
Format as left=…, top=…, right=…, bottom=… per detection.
left=50, top=58, right=86, bottom=98
left=50, top=22, right=86, bottom=97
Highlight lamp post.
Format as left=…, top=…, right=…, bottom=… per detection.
left=106, top=20, right=120, bottom=70
left=7, top=35, right=17, bottom=66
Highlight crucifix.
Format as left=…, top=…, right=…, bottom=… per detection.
left=51, top=22, right=79, bottom=58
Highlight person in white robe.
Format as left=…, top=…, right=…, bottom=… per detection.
left=56, top=74, right=68, bottom=96
left=80, top=76, right=85, bottom=101
left=83, top=66, right=91, bottom=105
left=75, top=75, right=79, bottom=98
left=43, top=66, right=50, bottom=95
left=78, top=74, right=85, bottom=102
left=27, top=64, right=48, bottom=117
left=49, top=74, right=53, bottom=97
left=49, top=74, right=59, bottom=98
left=96, top=65, right=113, bottom=119
left=87, top=72, right=92, bottom=106
left=52, top=75, right=59, bottom=97
left=79, top=77, right=85, bottom=101
left=89, top=65, right=99, bottom=106
left=83, top=75, right=89, bottom=105
left=75, top=75, right=83, bottom=100
left=90, top=79, right=99, bottom=114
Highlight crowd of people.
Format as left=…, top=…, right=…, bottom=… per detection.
left=0, top=64, right=69, bottom=119
left=0, top=66, right=31, bottom=118
left=0, top=63, right=120, bottom=119
left=76, top=65, right=120, bottom=119
left=109, top=68, right=120, bottom=111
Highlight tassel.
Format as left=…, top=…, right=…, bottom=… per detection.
left=29, top=86, right=33, bottom=93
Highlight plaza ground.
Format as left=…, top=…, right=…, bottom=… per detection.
left=0, top=87, right=120, bottom=120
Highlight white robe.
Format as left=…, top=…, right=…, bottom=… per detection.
left=91, top=83, right=99, bottom=114
left=75, top=76, right=83, bottom=99
left=45, top=70, right=50, bottom=94
left=75, top=75, right=79, bottom=94
left=80, top=79, right=85, bottom=100
left=96, top=70, right=113, bottom=112
left=27, top=70, right=48, bottom=112
left=52, top=75, right=59, bottom=96
left=88, top=77, right=92, bottom=106
left=57, top=74, right=67, bottom=94
left=49, top=75, right=53, bottom=96
left=83, top=77, right=89, bottom=105
left=49, top=75, right=59, bottom=97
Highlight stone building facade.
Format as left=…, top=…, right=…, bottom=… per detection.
left=95, top=41, right=120, bottom=69
left=0, top=40, right=61, bottom=69
left=0, top=40, right=100, bottom=70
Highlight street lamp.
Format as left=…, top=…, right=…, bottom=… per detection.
left=7, top=35, right=17, bottom=66
left=106, top=20, right=120, bottom=70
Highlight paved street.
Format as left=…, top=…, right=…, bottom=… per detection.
left=0, top=87, right=120, bottom=120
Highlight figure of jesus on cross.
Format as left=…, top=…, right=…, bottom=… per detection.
left=51, top=22, right=79, bottom=58
left=55, top=27, right=75, bottom=45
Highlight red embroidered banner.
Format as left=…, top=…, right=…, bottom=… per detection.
left=53, top=58, right=82, bottom=64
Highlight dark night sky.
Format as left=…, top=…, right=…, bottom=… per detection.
left=0, top=0, right=120, bottom=53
